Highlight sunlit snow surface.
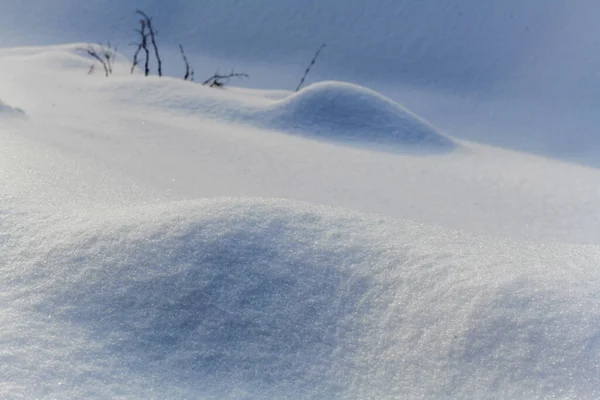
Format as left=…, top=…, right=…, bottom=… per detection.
left=1, top=45, right=600, bottom=399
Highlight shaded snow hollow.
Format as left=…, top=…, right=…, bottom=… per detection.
left=2, top=198, right=599, bottom=399
left=0, top=99, right=25, bottom=117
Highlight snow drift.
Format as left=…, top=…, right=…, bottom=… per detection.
left=3, top=198, right=600, bottom=399
left=102, top=74, right=456, bottom=152
left=258, top=81, right=456, bottom=151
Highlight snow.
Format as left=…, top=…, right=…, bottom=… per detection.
left=1, top=3, right=600, bottom=399
left=258, top=81, right=456, bottom=151
left=96, top=77, right=457, bottom=151
left=4, top=198, right=600, bottom=399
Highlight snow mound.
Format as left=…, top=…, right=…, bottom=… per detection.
left=4, top=198, right=600, bottom=398
left=259, top=81, right=456, bottom=151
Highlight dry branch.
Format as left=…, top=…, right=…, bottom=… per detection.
left=296, top=43, right=326, bottom=92
left=131, top=20, right=150, bottom=76
left=102, top=42, right=117, bottom=74
left=79, top=44, right=111, bottom=77
left=202, top=70, right=249, bottom=87
left=137, top=10, right=162, bottom=77
left=179, top=44, right=192, bottom=80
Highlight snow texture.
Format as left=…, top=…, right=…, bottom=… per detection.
left=3, top=198, right=600, bottom=399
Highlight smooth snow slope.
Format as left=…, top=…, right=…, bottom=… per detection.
left=103, top=77, right=457, bottom=151
left=3, top=198, right=600, bottom=399
left=1, top=45, right=600, bottom=399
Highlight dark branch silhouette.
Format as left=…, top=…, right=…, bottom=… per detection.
left=179, top=44, right=193, bottom=80
left=296, top=43, right=326, bottom=92
left=79, top=44, right=111, bottom=77
left=136, top=10, right=162, bottom=77
left=202, top=70, right=249, bottom=87
left=102, top=42, right=117, bottom=74
left=131, top=20, right=150, bottom=76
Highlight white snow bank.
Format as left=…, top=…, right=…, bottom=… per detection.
left=3, top=198, right=599, bottom=399
left=257, top=81, right=456, bottom=151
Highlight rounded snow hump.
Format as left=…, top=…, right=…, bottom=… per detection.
left=259, top=81, right=456, bottom=152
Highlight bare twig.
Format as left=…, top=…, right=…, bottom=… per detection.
left=202, top=70, right=249, bottom=87
left=79, top=44, right=110, bottom=77
left=296, top=43, right=326, bottom=92
left=131, top=43, right=142, bottom=74
left=102, top=41, right=117, bottom=74
left=137, top=10, right=162, bottom=77
left=131, top=20, right=150, bottom=76
left=179, top=44, right=192, bottom=80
